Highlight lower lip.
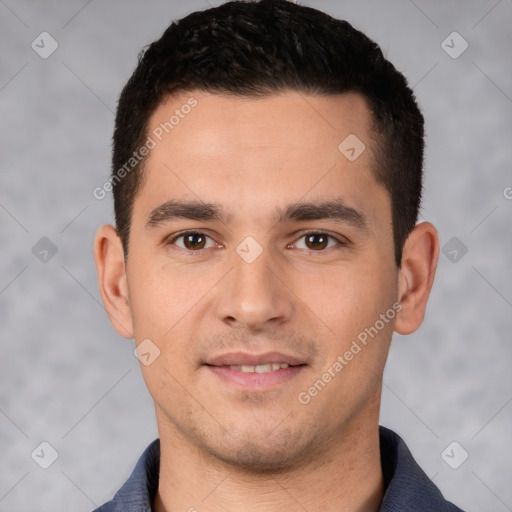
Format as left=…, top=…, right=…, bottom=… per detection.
left=205, top=365, right=306, bottom=391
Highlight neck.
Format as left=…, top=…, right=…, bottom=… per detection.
left=153, top=413, right=384, bottom=512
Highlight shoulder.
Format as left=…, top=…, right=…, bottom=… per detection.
left=91, top=439, right=160, bottom=512
left=379, top=426, right=466, bottom=512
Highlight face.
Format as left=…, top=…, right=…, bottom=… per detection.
left=116, top=91, right=401, bottom=470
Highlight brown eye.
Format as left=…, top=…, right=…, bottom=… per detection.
left=183, top=232, right=206, bottom=250
left=304, top=233, right=329, bottom=250
left=170, top=231, right=215, bottom=251
left=291, top=232, right=345, bottom=252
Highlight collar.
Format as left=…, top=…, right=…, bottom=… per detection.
left=94, top=426, right=464, bottom=511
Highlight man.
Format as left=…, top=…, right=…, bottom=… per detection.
left=93, top=1, right=465, bottom=510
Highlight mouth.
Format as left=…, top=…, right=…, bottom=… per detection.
left=204, top=350, right=308, bottom=367
left=224, top=363, right=295, bottom=373
left=204, top=351, right=308, bottom=391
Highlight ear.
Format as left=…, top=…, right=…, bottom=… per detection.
left=94, top=224, right=134, bottom=338
left=394, top=221, right=439, bottom=335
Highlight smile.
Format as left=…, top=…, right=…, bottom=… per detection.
left=228, top=363, right=290, bottom=373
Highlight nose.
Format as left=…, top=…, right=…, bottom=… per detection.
left=214, top=244, right=295, bottom=331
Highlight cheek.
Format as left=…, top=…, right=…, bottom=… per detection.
left=305, top=266, right=397, bottom=402
left=128, top=267, right=198, bottom=393
left=127, top=259, right=187, bottom=339
left=295, top=262, right=397, bottom=338
left=127, top=257, right=216, bottom=378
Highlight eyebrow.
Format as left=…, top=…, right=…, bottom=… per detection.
left=145, top=198, right=367, bottom=230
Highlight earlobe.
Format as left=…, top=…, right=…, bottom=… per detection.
left=394, top=222, right=439, bottom=335
left=94, top=224, right=134, bottom=338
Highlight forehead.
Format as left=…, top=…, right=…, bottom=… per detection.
left=136, top=90, right=389, bottom=229
left=146, top=89, right=374, bottom=161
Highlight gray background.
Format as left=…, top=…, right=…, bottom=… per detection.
left=1, top=0, right=511, bottom=510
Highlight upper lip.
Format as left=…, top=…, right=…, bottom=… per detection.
left=205, top=351, right=307, bottom=367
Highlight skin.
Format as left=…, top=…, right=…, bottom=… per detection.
left=95, top=90, right=439, bottom=512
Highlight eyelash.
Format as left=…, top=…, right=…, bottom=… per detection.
left=166, top=230, right=348, bottom=255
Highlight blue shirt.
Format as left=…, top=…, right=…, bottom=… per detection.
left=93, top=426, right=465, bottom=511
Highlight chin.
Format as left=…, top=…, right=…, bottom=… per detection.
left=203, top=426, right=319, bottom=475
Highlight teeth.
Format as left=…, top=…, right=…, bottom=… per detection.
left=229, top=363, right=290, bottom=373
